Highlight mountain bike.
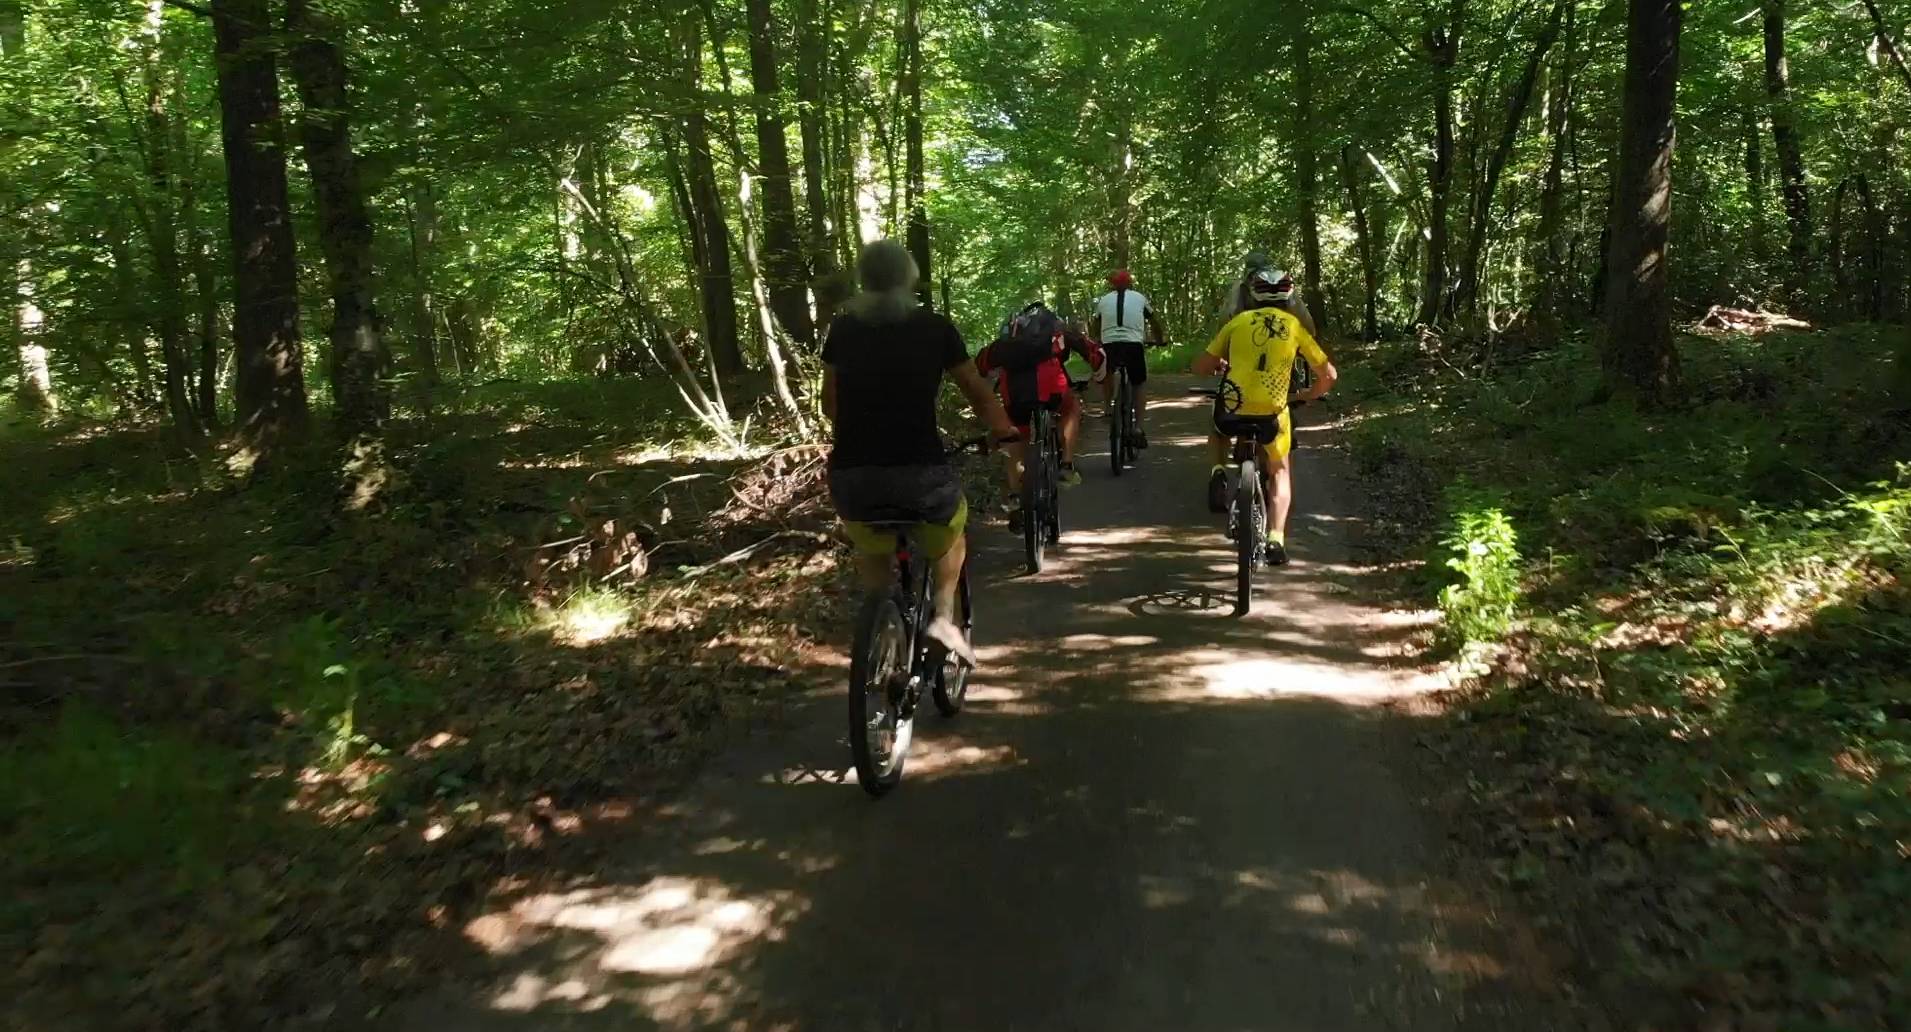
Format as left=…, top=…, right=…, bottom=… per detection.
left=1191, top=383, right=1287, bottom=616
left=848, top=436, right=988, bottom=798
left=1018, top=380, right=1089, bottom=574
left=1108, top=341, right=1171, bottom=477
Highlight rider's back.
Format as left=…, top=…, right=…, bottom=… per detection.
left=1208, top=306, right=1326, bottom=417
left=825, top=306, right=968, bottom=469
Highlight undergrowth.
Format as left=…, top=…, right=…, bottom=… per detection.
left=1343, top=323, right=1911, bottom=1030
left=0, top=376, right=855, bottom=1029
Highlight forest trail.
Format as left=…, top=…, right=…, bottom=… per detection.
left=392, top=378, right=1587, bottom=1031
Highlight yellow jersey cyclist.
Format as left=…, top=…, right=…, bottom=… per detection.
left=822, top=241, right=1018, bottom=665
left=1190, top=267, right=1338, bottom=567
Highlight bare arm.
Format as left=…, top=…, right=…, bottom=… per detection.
left=1191, top=350, right=1225, bottom=377
left=951, top=361, right=1018, bottom=441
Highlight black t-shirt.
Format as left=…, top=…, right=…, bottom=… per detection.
left=823, top=307, right=971, bottom=468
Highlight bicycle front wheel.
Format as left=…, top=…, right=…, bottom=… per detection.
left=849, top=593, right=913, bottom=796
left=932, top=568, right=972, bottom=716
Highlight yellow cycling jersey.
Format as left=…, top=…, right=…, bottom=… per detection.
left=1203, top=306, right=1328, bottom=416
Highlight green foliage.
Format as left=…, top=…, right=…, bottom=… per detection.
left=1436, top=485, right=1521, bottom=650
left=1348, top=325, right=1911, bottom=1027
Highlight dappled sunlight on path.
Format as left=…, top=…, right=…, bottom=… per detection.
left=391, top=379, right=1580, bottom=1032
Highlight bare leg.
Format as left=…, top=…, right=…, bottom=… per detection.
left=1208, top=433, right=1228, bottom=467
left=1061, top=405, right=1080, bottom=465
left=931, top=534, right=965, bottom=623
left=1004, top=442, right=1026, bottom=497
left=925, top=534, right=974, bottom=664
left=1133, top=385, right=1148, bottom=431
left=1099, top=376, right=1114, bottom=414
left=1269, top=446, right=1294, bottom=542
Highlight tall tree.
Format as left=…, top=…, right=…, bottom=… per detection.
left=1293, top=12, right=1327, bottom=338
left=794, top=0, right=839, bottom=331
left=1601, top=0, right=1683, bottom=407
left=677, top=13, right=744, bottom=377
left=1762, top=0, right=1812, bottom=295
left=1534, top=0, right=1578, bottom=330
left=286, top=0, right=388, bottom=436
left=1340, top=144, right=1380, bottom=341
left=1455, top=0, right=1565, bottom=314
left=1417, top=0, right=1465, bottom=326
left=743, top=0, right=814, bottom=347
left=212, top=0, right=307, bottom=446
left=901, top=0, right=931, bottom=307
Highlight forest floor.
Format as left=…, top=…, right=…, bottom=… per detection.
left=1338, top=323, right=1911, bottom=1031
left=0, top=378, right=869, bottom=1029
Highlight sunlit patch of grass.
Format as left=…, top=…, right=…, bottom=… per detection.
left=548, top=587, right=636, bottom=645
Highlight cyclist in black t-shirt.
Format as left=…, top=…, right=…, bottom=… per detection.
left=822, top=240, right=1017, bottom=664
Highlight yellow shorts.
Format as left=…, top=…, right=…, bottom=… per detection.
left=1212, top=407, right=1293, bottom=462
left=842, top=497, right=969, bottom=559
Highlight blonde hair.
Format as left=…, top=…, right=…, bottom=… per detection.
left=843, top=240, right=920, bottom=324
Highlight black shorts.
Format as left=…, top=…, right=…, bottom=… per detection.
left=1103, top=340, right=1148, bottom=387
left=1211, top=399, right=1284, bottom=445
left=827, top=463, right=963, bottom=524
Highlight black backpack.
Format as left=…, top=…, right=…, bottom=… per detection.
left=991, top=306, right=1064, bottom=372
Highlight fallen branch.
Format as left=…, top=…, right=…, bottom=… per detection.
left=1696, top=305, right=1812, bottom=333
left=677, top=530, right=834, bottom=580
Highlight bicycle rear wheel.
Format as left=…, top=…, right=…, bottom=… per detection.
left=1022, top=429, right=1044, bottom=574
left=849, top=592, right=913, bottom=796
left=1045, top=417, right=1063, bottom=545
left=1234, top=465, right=1259, bottom=616
left=1109, top=372, right=1127, bottom=477
left=931, top=568, right=972, bottom=716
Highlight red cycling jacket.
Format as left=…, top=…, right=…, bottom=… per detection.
left=975, top=328, right=1104, bottom=417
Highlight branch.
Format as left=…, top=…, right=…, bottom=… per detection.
left=1862, top=0, right=1911, bottom=92
left=161, top=0, right=211, bottom=17
left=1327, top=3, right=1421, bottom=61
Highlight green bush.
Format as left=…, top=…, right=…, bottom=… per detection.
left=1437, top=485, right=1522, bottom=650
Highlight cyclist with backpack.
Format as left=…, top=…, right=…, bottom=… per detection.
left=975, top=301, right=1106, bottom=528
left=1192, top=268, right=1337, bottom=566
left=1089, top=269, right=1166, bottom=448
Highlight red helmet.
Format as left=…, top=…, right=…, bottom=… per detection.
left=1108, top=268, right=1133, bottom=290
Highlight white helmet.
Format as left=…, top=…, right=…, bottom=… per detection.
left=1248, top=267, right=1295, bottom=304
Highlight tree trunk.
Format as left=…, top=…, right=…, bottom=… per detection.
left=1743, top=94, right=1767, bottom=267
left=795, top=0, right=840, bottom=335
left=403, top=178, right=442, bottom=389
left=1535, top=1, right=1577, bottom=331
left=1417, top=12, right=1462, bottom=327
left=1763, top=0, right=1813, bottom=296
left=679, top=13, right=745, bottom=376
left=212, top=0, right=308, bottom=447
left=743, top=0, right=815, bottom=348
left=1340, top=145, right=1379, bottom=341
left=286, top=0, right=387, bottom=436
left=106, top=220, right=156, bottom=405
left=1600, top=0, right=1682, bottom=407
left=1294, top=14, right=1327, bottom=338
left=1457, top=0, right=1565, bottom=313
left=136, top=5, right=198, bottom=435
left=9, top=258, right=54, bottom=414
left=901, top=0, right=931, bottom=307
